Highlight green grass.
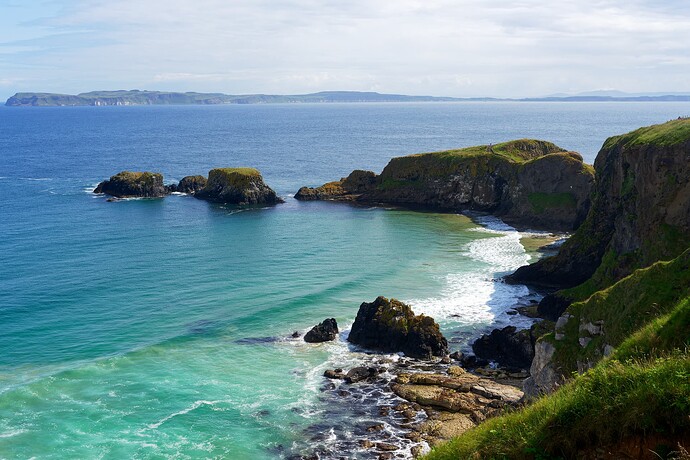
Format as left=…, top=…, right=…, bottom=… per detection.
left=603, top=118, right=690, bottom=149
left=527, top=192, right=577, bottom=214
left=425, top=249, right=690, bottom=459
left=553, top=248, right=690, bottom=372
left=425, top=353, right=690, bottom=460
left=212, top=167, right=260, bottom=177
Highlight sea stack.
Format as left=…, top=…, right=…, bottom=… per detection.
left=94, top=171, right=168, bottom=198
left=194, top=167, right=283, bottom=205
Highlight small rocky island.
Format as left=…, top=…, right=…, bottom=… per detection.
left=296, top=139, right=595, bottom=231
left=94, top=167, right=282, bottom=205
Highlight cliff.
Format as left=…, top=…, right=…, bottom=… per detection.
left=296, top=140, right=594, bottom=231
left=508, top=119, right=690, bottom=318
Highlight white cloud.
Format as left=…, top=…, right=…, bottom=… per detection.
left=1, top=0, right=690, bottom=97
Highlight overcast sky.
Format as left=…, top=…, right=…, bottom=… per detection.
left=1, top=0, right=689, bottom=99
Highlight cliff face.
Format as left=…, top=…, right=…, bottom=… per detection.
left=296, top=140, right=594, bottom=231
left=508, top=119, right=690, bottom=299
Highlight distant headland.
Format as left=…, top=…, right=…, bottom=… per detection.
left=6, top=90, right=690, bottom=107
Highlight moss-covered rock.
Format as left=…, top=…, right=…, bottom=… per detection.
left=93, top=171, right=168, bottom=198
left=347, top=296, right=448, bottom=359
left=170, top=175, right=207, bottom=194
left=295, top=140, right=594, bottom=231
left=195, top=167, right=283, bottom=205
left=508, top=118, right=690, bottom=309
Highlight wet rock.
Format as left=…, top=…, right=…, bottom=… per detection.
left=348, top=296, right=449, bottom=359
left=304, top=318, right=339, bottom=343
left=460, top=354, right=489, bottom=369
left=324, top=368, right=346, bottom=379
left=449, top=351, right=464, bottom=361
left=377, top=442, right=398, bottom=451
left=345, top=367, right=379, bottom=384
left=367, top=424, right=385, bottom=432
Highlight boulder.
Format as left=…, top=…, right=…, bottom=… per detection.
left=471, top=325, right=534, bottom=369
left=94, top=171, right=168, bottom=198
left=304, top=318, right=339, bottom=343
left=294, top=170, right=376, bottom=201
left=195, top=167, right=283, bottom=205
left=347, top=296, right=448, bottom=359
left=174, top=175, right=208, bottom=194
left=344, top=366, right=379, bottom=383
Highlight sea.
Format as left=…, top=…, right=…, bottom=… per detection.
left=1, top=101, right=689, bottom=459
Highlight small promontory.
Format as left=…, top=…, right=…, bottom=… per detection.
left=94, top=171, right=168, bottom=198
left=348, top=296, right=448, bottom=359
left=194, top=167, right=283, bottom=205
left=296, top=140, right=594, bottom=231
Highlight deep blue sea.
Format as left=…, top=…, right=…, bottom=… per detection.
left=1, top=102, right=689, bottom=459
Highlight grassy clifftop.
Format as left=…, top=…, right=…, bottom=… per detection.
left=425, top=262, right=690, bottom=459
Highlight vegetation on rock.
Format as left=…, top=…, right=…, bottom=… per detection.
left=93, top=171, right=168, bottom=198
left=296, top=140, right=594, bottom=231
left=348, top=296, right=448, bottom=359
left=194, top=167, right=282, bottom=205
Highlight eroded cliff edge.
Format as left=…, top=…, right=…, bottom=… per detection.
left=296, top=139, right=594, bottom=231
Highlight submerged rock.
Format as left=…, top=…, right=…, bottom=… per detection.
left=195, top=167, right=283, bottom=205
left=348, top=296, right=448, bottom=359
left=94, top=171, right=168, bottom=198
left=304, top=318, right=339, bottom=343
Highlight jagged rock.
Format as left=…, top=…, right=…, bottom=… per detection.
left=295, top=140, right=594, bottom=231
left=304, top=318, right=339, bottom=343
left=347, top=296, right=449, bottom=359
left=344, top=366, right=379, bottom=383
left=94, top=171, right=168, bottom=198
left=174, top=175, right=207, bottom=194
left=471, top=326, right=534, bottom=369
left=459, top=354, right=489, bottom=369
left=523, top=340, right=562, bottom=397
left=195, top=167, right=283, bottom=205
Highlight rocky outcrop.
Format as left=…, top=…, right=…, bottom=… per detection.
left=295, top=170, right=377, bottom=201
left=348, top=296, right=448, bottom=359
left=194, top=168, right=283, bottom=205
left=296, top=140, right=594, bottom=231
left=391, top=370, right=523, bottom=434
left=169, top=175, right=207, bottom=194
left=508, top=118, right=690, bottom=295
left=304, top=318, right=339, bottom=343
left=471, top=326, right=534, bottom=370
left=94, top=171, right=168, bottom=198
left=522, top=340, right=562, bottom=397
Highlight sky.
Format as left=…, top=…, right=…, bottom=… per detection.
left=1, top=0, right=690, bottom=100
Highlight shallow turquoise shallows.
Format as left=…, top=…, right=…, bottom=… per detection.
left=1, top=102, right=689, bottom=459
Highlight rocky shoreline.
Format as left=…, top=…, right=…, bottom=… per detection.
left=289, top=289, right=547, bottom=459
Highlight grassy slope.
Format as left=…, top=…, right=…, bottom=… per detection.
left=425, top=249, right=690, bottom=460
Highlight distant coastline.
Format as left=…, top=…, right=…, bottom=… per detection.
left=6, top=90, right=690, bottom=107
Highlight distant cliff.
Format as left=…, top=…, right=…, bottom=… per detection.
left=4, top=90, right=469, bottom=107
left=296, top=139, right=595, bottom=231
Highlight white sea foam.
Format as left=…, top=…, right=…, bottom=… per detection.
left=0, top=429, right=28, bottom=438
left=146, top=399, right=227, bottom=430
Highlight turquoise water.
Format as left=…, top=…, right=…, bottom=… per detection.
left=2, top=102, right=690, bottom=458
